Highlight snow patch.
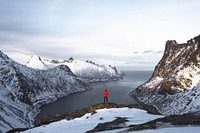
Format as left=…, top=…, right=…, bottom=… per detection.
left=144, top=77, right=163, bottom=88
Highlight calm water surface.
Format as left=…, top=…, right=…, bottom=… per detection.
left=36, top=71, right=152, bottom=120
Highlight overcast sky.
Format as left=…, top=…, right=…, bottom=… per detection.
left=1, top=0, right=200, bottom=70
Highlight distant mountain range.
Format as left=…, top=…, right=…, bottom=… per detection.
left=131, top=35, right=200, bottom=115
left=25, top=56, right=124, bottom=82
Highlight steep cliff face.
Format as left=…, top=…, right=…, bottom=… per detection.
left=131, top=35, right=200, bottom=115
left=26, top=57, right=124, bottom=82
left=0, top=51, right=91, bottom=133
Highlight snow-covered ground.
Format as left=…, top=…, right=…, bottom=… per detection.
left=22, top=108, right=162, bottom=133
left=22, top=107, right=200, bottom=133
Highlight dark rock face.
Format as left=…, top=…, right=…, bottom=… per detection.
left=131, top=35, right=200, bottom=115
left=0, top=51, right=91, bottom=133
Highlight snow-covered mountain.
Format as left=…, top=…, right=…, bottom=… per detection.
left=0, top=50, right=91, bottom=133
left=25, top=56, right=124, bottom=82
left=131, top=35, right=200, bottom=115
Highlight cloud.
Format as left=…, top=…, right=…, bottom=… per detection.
left=143, top=50, right=163, bottom=54
left=143, top=50, right=154, bottom=54
left=1, top=0, right=200, bottom=71
left=133, top=51, right=139, bottom=54
left=0, top=23, right=38, bottom=35
left=132, top=50, right=163, bottom=54
left=156, top=50, right=163, bottom=54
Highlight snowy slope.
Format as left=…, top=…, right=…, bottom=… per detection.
left=0, top=50, right=91, bottom=133
left=26, top=57, right=124, bottom=82
left=22, top=107, right=163, bottom=133
left=25, top=55, right=47, bottom=70
left=22, top=107, right=200, bottom=133
left=131, top=35, right=200, bottom=115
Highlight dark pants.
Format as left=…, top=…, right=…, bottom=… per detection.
left=104, top=97, right=108, bottom=103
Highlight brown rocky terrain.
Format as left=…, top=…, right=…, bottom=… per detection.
left=131, top=35, right=200, bottom=115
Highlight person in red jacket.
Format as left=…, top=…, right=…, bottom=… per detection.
left=104, top=89, right=108, bottom=104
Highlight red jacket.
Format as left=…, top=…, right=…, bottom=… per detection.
left=104, top=91, right=108, bottom=97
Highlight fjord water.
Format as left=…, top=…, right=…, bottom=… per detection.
left=36, top=71, right=152, bottom=120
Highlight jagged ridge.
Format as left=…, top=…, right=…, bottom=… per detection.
left=26, top=56, right=124, bottom=82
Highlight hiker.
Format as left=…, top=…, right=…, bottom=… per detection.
left=104, top=89, right=108, bottom=104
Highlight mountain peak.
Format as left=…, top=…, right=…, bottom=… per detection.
left=69, top=57, right=74, bottom=61
left=193, top=34, right=200, bottom=42
left=166, top=40, right=177, bottom=45
left=31, top=55, right=42, bottom=61
left=187, top=34, right=200, bottom=45
left=26, top=55, right=47, bottom=69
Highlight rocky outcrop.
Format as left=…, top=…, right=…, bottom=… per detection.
left=25, top=102, right=200, bottom=133
left=0, top=50, right=91, bottom=133
left=34, top=102, right=159, bottom=128
left=131, top=35, right=200, bottom=115
left=31, top=102, right=199, bottom=133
